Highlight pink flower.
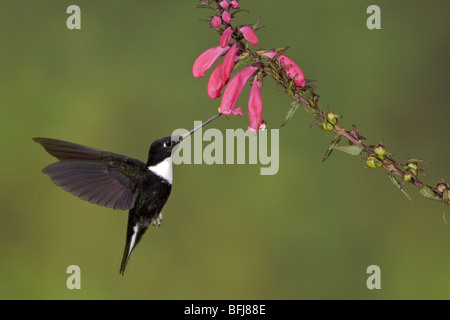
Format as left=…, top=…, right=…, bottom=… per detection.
left=239, top=26, right=258, bottom=46
left=222, top=11, right=232, bottom=24
left=220, top=65, right=258, bottom=116
left=248, top=75, right=263, bottom=132
left=207, top=61, right=227, bottom=99
left=230, top=1, right=239, bottom=9
left=219, top=0, right=230, bottom=9
left=211, top=16, right=221, bottom=29
left=222, top=43, right=239, bottom=82
left=263, top=51, right=305, bottom=87
left=193, top=45, right=230, bottom=78
left=207, top=44, right=240, bottom=99
left=220, top=27, right=233, bottom=48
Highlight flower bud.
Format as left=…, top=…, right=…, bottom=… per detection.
left=365, top=156, right=382, bottom=168
left=437, top=183, right=448, bottom=193
left=230, top=1, right=239, bottom=9
left=403, top=172, right=412, bottom=181
left=220, top=27, right=233, bottom=48
left=239, top=26, right=258, bottom=46
left=321, top=122, right=334, bottom=131
left=219, top=0, right=230, bottom=9
left=326, top=112, right=338, bottom=125
left=406, top=163, right=418, bottom=176
left=373, top=144, right=386, bottom=157
left=211, top=16, right=221, bottom=29
left=262, top=51, right=306, bottom=87
left=222, top=11, right=232, bottom=24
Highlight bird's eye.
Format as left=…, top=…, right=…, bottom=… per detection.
left=164, top=141, right=172, bottom=148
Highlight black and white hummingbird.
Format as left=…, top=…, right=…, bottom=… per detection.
left=34, top=113, right=221, bottom=275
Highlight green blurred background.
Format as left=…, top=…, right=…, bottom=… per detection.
left=1, top=0, right=449, bottom=299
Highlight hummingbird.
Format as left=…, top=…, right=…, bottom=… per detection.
left=34, top=113, right=221, bottom=275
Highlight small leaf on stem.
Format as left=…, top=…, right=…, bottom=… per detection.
left=419, top=185, right=442, bottom=201
left=329, top=145, right=364, bottom=156
left=322, top=135, right=342, bottom=162
left=388, top=173, right=412, bottom=202
left=280, top=101, right=300, bottom=127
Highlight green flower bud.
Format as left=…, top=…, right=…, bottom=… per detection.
left=326, top=112, right=338, bottom=125
left=436, top=183, right=447, bottom=193
left=322, top=122, right=334, bottom=131
left=403, top=172, right=412, bottom=181
left=407, top=162, right=418, bottom=171
left=365, top=156, right=382, bottom=168
left=373, top=144, right=386, bottom=156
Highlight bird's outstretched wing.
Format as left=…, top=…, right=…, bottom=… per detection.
left=34, top=137, right=147, bottom=210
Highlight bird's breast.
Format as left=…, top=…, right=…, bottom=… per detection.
left=147, top=157, right=173, bottom=184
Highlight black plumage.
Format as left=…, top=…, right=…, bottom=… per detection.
left=34, top=137, right=178, bottom=274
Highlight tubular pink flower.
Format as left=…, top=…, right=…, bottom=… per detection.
left=220, top=65, right=258, bottom=116
left=230, top=1, right=239, bottom=9
left=207, top=61, right=226, bottom=99
left=239, top=26, right=258, bottom=46
left=222, top=43, right=239, bottom=82
left=207, top=44, right=240, bottom=99
left=263, top=51, right=306, bottom=87
left=192, top=45, right=230, bottom=78
left=211, top=16, right=221, bottom=29
left=220, top=27, right=233, bottom=48
left=222, top=11, right=232, bottom=24
left=219, top=0, right=230, bottom=9
left=248, top=76, right=263, bottom=132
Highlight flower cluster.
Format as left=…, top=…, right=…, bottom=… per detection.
left=192, top=1, right=449, bottom=208
left=193, top=0, right=305, bottom=132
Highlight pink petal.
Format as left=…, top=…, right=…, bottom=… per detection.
left=207, top=44, right=239, bottom=99
left=239, top=26, right=258, bottom=46
left=222, top=11, right=232, bottom=24
left=219, top=0, right=230, bottom=9
left=220, top=65, right=258, bottom=115
left=211, top=16, right=221, bottom=29
left=222, top=43, right=239, bottom=81
left=231, top=107, right=242, bottom=117
left=263, top=51, right=305, bottom=87
left=207, top=61, right=226, bottom=99
left=230, top=1, right=239, bottom=9
left=192, top=46, right=230, bottom=78
left=220, top=27, right=233, bottom=48
left=248, top=76, right=263, bottom=132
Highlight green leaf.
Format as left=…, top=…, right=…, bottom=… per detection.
left=190, top=4, right=214, bottom=9
left=280, top=101, right=300, bottom=127
left=388, top=173, right=412, bottom=202
left=419, top=186, right=442, bottom=201
left=322, top=135, right=342, bottom=162
left=303, top=103, right=319, bottom=115
left=328, top=144, right=364, bottom=156
left=252, top=17, right=262, bottom=30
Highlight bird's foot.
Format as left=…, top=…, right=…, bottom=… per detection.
left=151, top=213, right=163, bottom=227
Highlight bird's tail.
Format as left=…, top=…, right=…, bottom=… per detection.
left=120, top=212, right=150, bottom=275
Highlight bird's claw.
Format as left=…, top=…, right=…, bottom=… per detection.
left=151, top=213, right=163, bottom=227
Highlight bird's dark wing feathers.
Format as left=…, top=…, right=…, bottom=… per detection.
left=34, top=137, right=147, bottom=210
left=33, top=137, right=144, bottom=167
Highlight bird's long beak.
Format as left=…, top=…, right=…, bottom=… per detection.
left=176, top=112, right=222, bottom=144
